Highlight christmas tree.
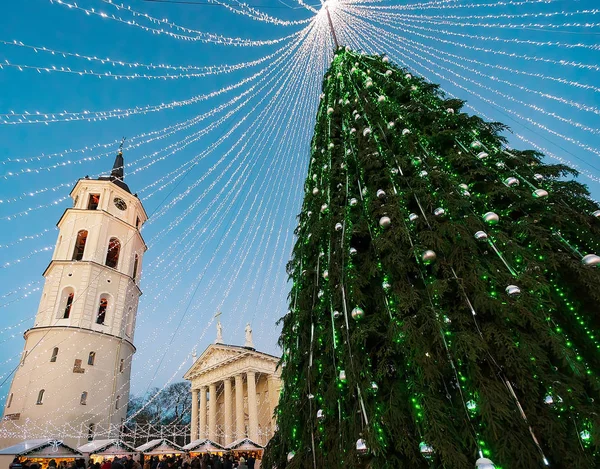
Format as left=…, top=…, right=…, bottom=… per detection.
left=263, top=48, right=600, bottom=469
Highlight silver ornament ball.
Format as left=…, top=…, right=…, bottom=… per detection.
left=351, top=306, right=365, bottom=320
left=356, top=439, right=367, bottom=454
left=422, top=250, right=437, bottom=264
left=446, top=108, right=455, bottom=114
left=287, top=452, right=295, bottom=462
left=335, top=222, right=343, bottom=232
left=350, top=198, right=358, bottom=206
left=533, top=188, right=549, bottom=198
left=506, top=285, right=521, bottom=296
left=475, top=458, right=496, bottom=469
left=349, top=247, right=357, bottom=256
left=474, top=231, right=488, bottom=241
left=419, top=442, right=434, bottom=458
left=534, top=173, right=544, bottom=182
left=470, top=140, right=482, bottom=149
left=504, top=177, right=519, bottom=187
left=363, top=127, right=371, bottom=137
left=544, top=395, right=554, bottom=405
left=409, top=213, right=419, bottom=222
left=317, top=409, right=325, bottom=421
left=321, top=203, right=328, bottom=212
left=312, top=187, right=319, bottom=195
left=377, top=189, right=386, bottom=199
left=433, top=207, right=445, bottom=217
left=582, top=254, right=600, bottom=266
left=322, top=270, right=329, bottom=279
left=339, top=370, right=347, bottom=381
left=333, top=310, right=341, bottom=319
left=379, top=216, right=392, bottom=229
left=402, top=128, right=411, bottom=136
left=327, top=107, right=334, bottom=115
left=592, top=210, right=600, bottom=218
left=476, top=151, right=489, bottom=160
left=483, top=212, right=499, bottom=225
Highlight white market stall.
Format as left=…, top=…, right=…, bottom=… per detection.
left=135, top=439, right=183, bottom=457
left=225, top=439, right=263, bottom=463
left=182, top=439, right=224, bottom=457
left=78, top=439, right=139, bottom=462
left=0, top=439, right=82, bottom=468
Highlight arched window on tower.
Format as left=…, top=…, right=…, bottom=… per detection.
left=88, top=352, right=96, bottom=366
left=62, top=290, right=74, bottom=319
left=80, top=391, right=88, bottom=405
left=105, top=238, right=121, bottom=269
left=132, top=254, right=139, bottom=281
left=36, top=389, right=45, bottom=405
left=50, top=347, right=59, bottom=363
left=96, top=298, right=108, bottom=325
left=72, top=230, right=88, bottom=261
left=7, top=393, right=13, bottom=408
left=115, top=395, right=120, bottom=410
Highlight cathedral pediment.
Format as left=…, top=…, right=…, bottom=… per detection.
left=183, top=343, right=279, bottom=382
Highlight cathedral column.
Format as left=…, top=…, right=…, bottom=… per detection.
left=191, top=389, right=199, bottom=441
left=224, top=378, right=233, bottom=445
left=209, top=382, right=217, bottom=441
left=247, top=371, right=259, bottom=442
left=267, top=375, right=279, bottom=430
left=199, top=386, right=207, bottom=439
left=235, top=374, right=245, bottom=440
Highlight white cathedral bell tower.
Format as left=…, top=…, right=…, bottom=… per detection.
left=2, top=148, right=147, bottom=443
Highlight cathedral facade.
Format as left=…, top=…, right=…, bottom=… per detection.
left=184, top=323, right=281, bottom=447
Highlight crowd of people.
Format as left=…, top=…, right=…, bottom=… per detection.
left=145, top=453, right=259, bottom=469
left=9, top=453, right=260, bottom=469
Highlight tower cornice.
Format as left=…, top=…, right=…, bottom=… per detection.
left=23, top=325, right=136, bottom=352
left=41, top=259, right=143, bottom=296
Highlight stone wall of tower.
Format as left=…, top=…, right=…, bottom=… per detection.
left=1, top=170, right=147, bottom=446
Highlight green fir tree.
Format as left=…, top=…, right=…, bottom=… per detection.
left=263, top=48, right=600, bottom=469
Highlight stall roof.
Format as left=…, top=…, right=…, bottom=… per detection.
left=78, top=439, right=137, bottom=455
left=181, top=440, right=224, bottom=452
left=225, top=439, right=264, bottom=451
left=135, top=439, right=183, bottom=455
left=0, top=440, right=82, bottom=458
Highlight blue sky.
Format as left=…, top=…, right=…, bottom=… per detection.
left=0, top=0, right=598, bottom=401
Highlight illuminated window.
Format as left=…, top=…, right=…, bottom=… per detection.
left=80, top=392, right=88, bottom=405
left=72, top=230, right=88, bottom=261
left=88, top=194, right=100, bottom=210
left=96, top=298, right=108, bottom=325
left=50, top=347, right=59, bottom=363
left=105, top=238, right=121, bottom=268
left=36, top=389, right=45, bottom=405
left=88, top=352, right=96, bottom=366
